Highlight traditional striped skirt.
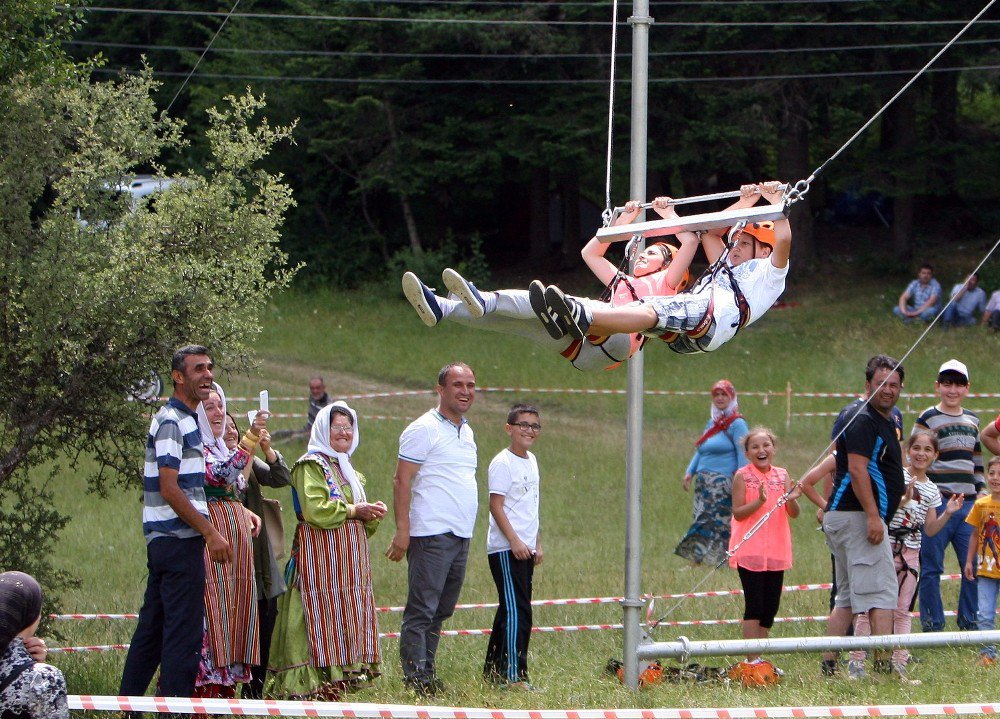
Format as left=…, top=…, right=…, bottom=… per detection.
left=203, top=498, right=259, bottom=669
left=296, top=520, right=380, bottom=668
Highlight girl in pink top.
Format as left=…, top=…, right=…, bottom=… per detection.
left=728, top=427, right=800, bottom=682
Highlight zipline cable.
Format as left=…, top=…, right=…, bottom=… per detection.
left=603, top=0, right=619, bottom=224
left=164, top=0, right=244, bottom=113
left=783, top=0, right=998, bottom=205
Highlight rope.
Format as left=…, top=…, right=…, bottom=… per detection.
left=784, top=0, right=998, bottom=205
left=602, top=0, right=619, bottom=226
left=165, top=0, right=245, bottom=113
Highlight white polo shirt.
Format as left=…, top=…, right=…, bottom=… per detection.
left=398, top=409, right=478, bottom=538
left=486, top=449, right=540, bottom=554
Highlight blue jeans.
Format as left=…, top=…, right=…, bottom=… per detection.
left=941, top=303, right=977, bottom=327
left=977, top=577, right=1000, bottom=658
left=919, top=498, right=977, bottom=631
left=893, top=305, right=938, bottom=323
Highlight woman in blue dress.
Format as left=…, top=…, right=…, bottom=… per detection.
left=675, top=379, right=749, bottom=565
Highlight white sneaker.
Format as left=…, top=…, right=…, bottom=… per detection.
left=441, top=268, right=486, bottom=318
left=402, top=272, right=443, bottom=327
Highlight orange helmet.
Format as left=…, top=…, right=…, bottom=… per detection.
left=648, top=242, right=691, bottom=292
left=729, top=221, right=777, bottom=250
left=727, top=659, right=780, bottom=687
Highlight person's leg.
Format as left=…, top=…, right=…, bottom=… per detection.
left=509, top=554, right=534, bottom=683
left=893, top=547, right=920, bottom=666
left=424, top=535, right=470, bottom=681
left=243, top=595, right=278, bottom=700
left=400, top=534, right=452, bottom=685
left=753, top=570, right=784, bottom=663
left=940, top=303, right=959, bottom=327
left=120, top=542, right=166, bottom=696
left=952, top=504, right=979, bottom=630
left=977, top=577, right=999, bottom=661
left=157, top=536, right=207, bottom=697
left=483, top=551, right=509, bottom=683
left=917, top=307, right=939, bottom=322
left=918, top=501, right=951, bottom=631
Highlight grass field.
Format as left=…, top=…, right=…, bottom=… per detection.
left=41, top=243, right=1000, bottom=712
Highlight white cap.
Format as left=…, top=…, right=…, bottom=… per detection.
left=938, top=358, right=969, bottom=382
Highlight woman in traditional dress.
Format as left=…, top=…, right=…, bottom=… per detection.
left=674, top=379, right=749, bottom=565
left=194, top=384, right=265, bottom=698
left=0, top=572, right=68, bottom=719
left=265, top=402, right=387, bottom=700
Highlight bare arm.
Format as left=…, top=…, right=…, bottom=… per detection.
left=581, top=201, right=642, bottom=283
left=701, top=183, right=774, bottom=264
left=923, top=494, right=964, bottom=537
left=385, top=459, right=418, bottom=562
left=980, top=421, right=1000, bottom=457
left=965, top=517, right=980, bottom=581
left=159, top=467, right=232, bottom=563
left=898, top=287, right=913, bottom=315
left=758, top=181, right=792, bottom=269
left=847, top=452, right=885, bottom=544
left=798, top=454, right=837, bottom=511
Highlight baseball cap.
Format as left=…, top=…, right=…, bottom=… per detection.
left=938, top=359, right=969, bottom=382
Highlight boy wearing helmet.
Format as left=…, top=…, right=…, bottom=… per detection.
left=534, top=182, right=790, bottom=354
left=401, top=197, right=698, bottom=371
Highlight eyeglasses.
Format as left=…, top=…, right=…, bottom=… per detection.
left=511, top=421, right=542, bottom=432
left=331, top=425, right=355, bottom=434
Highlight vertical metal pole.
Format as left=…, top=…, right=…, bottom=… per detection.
left=621, top=0, right=652, bottom=692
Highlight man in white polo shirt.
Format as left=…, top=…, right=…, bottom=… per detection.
left=386, top=362, right=478, bottom=696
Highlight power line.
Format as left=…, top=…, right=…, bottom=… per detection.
left=330, top=0, right=898, bottom=5
left=66, top=37, right=1000, bottom=61
left=91, top=63, right=1000, bottom=86
left=73, top=6, right=1000, bottom=28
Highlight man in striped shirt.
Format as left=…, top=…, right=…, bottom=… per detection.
left=915, top=358, right=984, bottom=632
left=120, top=345, right=233, bottom=702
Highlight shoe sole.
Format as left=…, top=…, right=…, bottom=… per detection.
left=545, top=285, right=586, bottom=341
left=441, top=268, right=485, bottom=318
left=529, top=281, right=565, bottom=339
left=402, top=272, right=440, bottom=328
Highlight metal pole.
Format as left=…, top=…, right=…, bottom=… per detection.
left=635, top=629, right=1000, bottom=661
left=621, top=0, right=652, bottom=692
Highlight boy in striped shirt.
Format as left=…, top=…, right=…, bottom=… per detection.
left=914, top=358, right=984, bottom=633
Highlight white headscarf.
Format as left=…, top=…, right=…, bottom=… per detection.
left=307, top=401, right=366, bottom=503
left=197, top=382, right=231, bottom=464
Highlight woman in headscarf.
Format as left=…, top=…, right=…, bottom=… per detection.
left=194, top=383, right=266, bottom=699
left=675, top=379, right=749, bottom=565
left=265, top=402, right=387, bottom=700
left=0, top=571, right=68, bottom=719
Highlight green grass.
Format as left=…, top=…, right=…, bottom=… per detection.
left=40, top=253, right=1000, bottom=712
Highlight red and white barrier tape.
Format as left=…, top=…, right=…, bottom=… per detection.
left=48, top=611, right=962, bottom=653
left=66, top=696, right=1000, bottom=717
left=51, top=575, right=962, bottom=622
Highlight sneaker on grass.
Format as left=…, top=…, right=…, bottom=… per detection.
left=402, top=272, right=443, bottom=327
left=847, top=659, right=867, bottom=680
left=442, top=267, right=486, bottom=318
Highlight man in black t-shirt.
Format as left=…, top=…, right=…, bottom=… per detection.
left=820, top=355, right=906, bottom=678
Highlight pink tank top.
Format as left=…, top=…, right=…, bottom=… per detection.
left=728, top=464, right=793, bottom=571
left=609, top=270, right=676, bottom=358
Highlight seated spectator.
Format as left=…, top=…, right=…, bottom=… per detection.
left=983, top=290, right=1000, bottom=331
left=305, top=377, right=331, bottom=431
left=941, top=273, right=987, bottom=329
left=0, top=571, right=68, bottom=719
left=893, top=264, right=941, bottom=323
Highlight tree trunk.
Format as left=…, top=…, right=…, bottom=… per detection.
left=382, top=101, right=423, bottom=254
left=930, top=71, right=958, bottom=195
left=776, top=81, right=814, bottom=267
left=529, top=166, right=550, bottom=265
left=883, top=88, right=918, bottom=262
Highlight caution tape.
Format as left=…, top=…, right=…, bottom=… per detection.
left=65, top=695, right=1000, bottom=717
left=48, top=611, right=962, bottom=653
left=51, top=575, right=962, bottom=622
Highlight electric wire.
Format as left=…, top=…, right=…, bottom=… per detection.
left=164, top=0, right=244, bottom=112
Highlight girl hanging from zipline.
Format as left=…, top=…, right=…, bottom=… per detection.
left=534, top=181, right=791, bottom=355
left=401, top=197, right=697, bottom=371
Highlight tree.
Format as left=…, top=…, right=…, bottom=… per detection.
left=0, top=29, right=297, bottom=612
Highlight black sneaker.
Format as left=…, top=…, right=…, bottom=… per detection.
left=529, top=280, right=567, bottom=339
left=404, top=676, right=437, bottom=696
left=821, top=658, right=839, bottom=677
left=544, top=285, right=590, bottom=340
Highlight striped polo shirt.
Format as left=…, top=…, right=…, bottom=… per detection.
left=142, top=397, right=208, bottom=542
left=912, top=406, right=984, bottom=496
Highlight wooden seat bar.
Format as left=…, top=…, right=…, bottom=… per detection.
left=595, top=202, right=790, bottom=243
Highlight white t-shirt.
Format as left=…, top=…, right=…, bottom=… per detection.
left=398, top=409, right=478, bottom=538
left=486, top=449, right=540, bottom=554
left=704, top=257, right=789, bottom=351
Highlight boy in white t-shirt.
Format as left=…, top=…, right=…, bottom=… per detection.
left=484, top=404, right=543, bottom=690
